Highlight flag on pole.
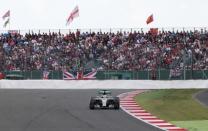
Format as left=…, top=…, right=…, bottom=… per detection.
left=2, top=10, right=10, bottom=20
left=66, top=6, right=79, bottom=25
left=3, top=18, right=10, bottom=28
left=146, top=14, right=154, bottom=24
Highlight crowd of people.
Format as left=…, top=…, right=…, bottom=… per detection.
left=0, top=29, right=208, bottom=71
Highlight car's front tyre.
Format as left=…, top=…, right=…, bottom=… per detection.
left=89, top=97, right=95, bottom=110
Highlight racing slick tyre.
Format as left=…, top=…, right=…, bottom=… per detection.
left=114, top=97, right=120, bottom=110
left=89, top=97, right=95, bottom=110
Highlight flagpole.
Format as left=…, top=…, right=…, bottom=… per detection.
left=9, top=10, right=10, bottom=30
left=2, top=10, right=10, bottom=30
left=9, top=18, right=10, bottom=31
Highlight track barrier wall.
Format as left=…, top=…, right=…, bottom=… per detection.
left=0, top=80, right=208, bottom=89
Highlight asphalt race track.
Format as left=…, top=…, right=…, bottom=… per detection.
left=195, top=90, right=208, bottom=106
left=0, top=89, right=162, bottom=131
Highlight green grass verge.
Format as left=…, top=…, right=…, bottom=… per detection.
left=171, top=120, right=208, bottom=131
left=134, top=89, right=208, bottom=121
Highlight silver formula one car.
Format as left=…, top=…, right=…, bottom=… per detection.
left=89, top=90, right=120, bottom=110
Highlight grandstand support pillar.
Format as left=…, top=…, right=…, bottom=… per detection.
left=107, top=70, right=109, bottom=79
left=30, top=71, right=32, bottom=79
left=51, top=71, right=53, bottom=79
left=110, top=28, right=111, bottom=33
left=130, top=28, right=132, bottom=33
left=58, top=71, right=60, bottom=80
left=183, top=67, right=186, bottom=80
left=202, top=70, right=208, bottom=79
left=158, top=68, right=161, bottom=80
left=182, top=50, right=186, bottom=80
left=191, top=52, right=193, bottom=79
left=147, top=70, right=149, bottom=80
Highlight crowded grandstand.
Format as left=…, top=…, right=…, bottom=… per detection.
left=0, top=29, right=207, bottom=72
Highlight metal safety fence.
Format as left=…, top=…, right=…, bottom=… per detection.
left=2, top=69, right=208, bottom=80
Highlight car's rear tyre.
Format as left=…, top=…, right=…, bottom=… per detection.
left=114, top=97, right=120, bottom=110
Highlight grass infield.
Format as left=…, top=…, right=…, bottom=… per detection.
left=171, top=120, right=208, bottom=131
left=134, top=89, right=208, bottom=130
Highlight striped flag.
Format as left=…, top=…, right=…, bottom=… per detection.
left=146, top=14, right=154, bottom=25
left=2, top=10, right=10, bottom=20
left=83, top=68, right=97, bottom=80
left=63, top=70, right=75, bottom=80
left=63, top=69, right=97, bottom=80
left=66, top=6, right=79, bottom=25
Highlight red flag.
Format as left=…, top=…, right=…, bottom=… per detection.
left=2, top=10, right=10, bottom=20
left=66, top=6, right=79, bottom=25
left=146, top=14, right=153, bottom=24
